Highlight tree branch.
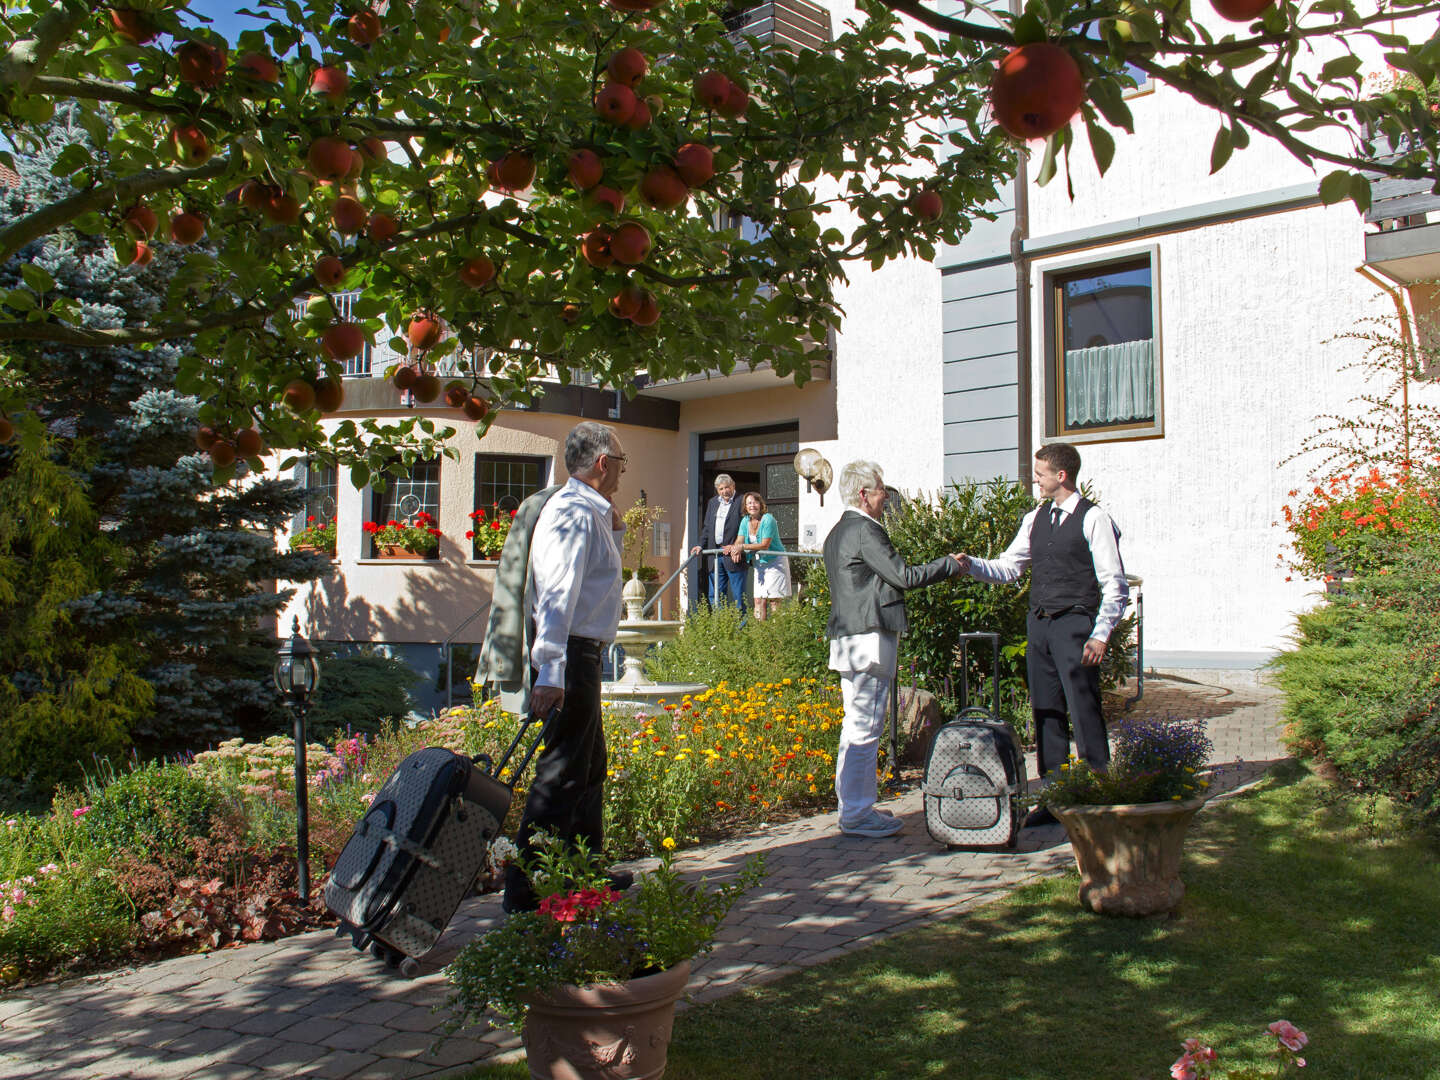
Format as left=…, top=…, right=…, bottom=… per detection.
left=0, top=0, right=89, bottom=98
left=0, top=156, right=232, bottom=266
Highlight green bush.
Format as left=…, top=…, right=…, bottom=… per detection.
left=297, top=646, right=423, bottom=740
left=1273, top=535, right=1440, bottom=827
left=0, top=861, right=133, bottom=981
left=82, top=761, right=230, bottom=855
left=645, top=559, right=833, bottom=688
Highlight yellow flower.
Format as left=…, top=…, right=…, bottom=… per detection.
left=662, top=836, right=676, bottom=850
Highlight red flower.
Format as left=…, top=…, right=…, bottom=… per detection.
left=490, top=520, right=502, bottom=530
left=307, top=516, right=316, bottom=523
left=509, top=508, right=517, bottom=518
left=387, top=520, right=399, bottom=529
left=465, top=530, right=475, bottom=539
left=362, top=521, right=379, bottom=534
left=427, top=527, right=441, bottom=535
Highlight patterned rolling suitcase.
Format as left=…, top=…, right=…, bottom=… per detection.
left=923, top=632, right=1027, bottom=850
left=324, top=714, right=547, bottom=974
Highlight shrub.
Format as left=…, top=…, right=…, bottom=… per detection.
left=1279, top=464, right=1440, bottom=581
left=1273, top=535, right=1440, bottom=827
left=0, top=860, right=133, bottom=982
left=82, top=760, right=230, bottom=855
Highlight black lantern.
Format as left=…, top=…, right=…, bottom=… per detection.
left=274, top=617, right=320, bottom=901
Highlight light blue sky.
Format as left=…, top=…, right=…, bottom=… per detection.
left=187, top=1, right=268, bottom=44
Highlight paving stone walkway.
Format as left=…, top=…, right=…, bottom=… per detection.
left=0, top=675, right=1288, bottom=1080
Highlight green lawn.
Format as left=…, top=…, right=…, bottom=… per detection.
left=461, top=762, right=1440, bottom=1079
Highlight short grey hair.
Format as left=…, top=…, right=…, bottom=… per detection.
left=839, top=460, right=883, bottom=508
left=714, top=473, right=735, bottom=490
left=565, top=421, right=618, bottom=475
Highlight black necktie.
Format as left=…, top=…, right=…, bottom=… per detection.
left=1050, top=506, right=1062, bottom=529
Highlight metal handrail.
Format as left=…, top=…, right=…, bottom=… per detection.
left=442, top=604, right=491, bottom=708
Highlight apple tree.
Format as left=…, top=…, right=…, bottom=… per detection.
left=0, top=0, right=1437, bottom=482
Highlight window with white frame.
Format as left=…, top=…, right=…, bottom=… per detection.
left=1045, top=254, right=1161, bottom=441
left=293, top=460, right=338, bottom=533
left=475, top=454, right=549, bottom=517
left=368, top=458, right=441, bottom=555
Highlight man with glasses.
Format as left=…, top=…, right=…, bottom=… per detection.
left=502, top=421, right=631, bottom=913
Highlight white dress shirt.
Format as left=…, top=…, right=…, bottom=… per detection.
left=527, top=477, right=626, bottom=689
left=712, top=496, right=733, bottom=547
left=966, top=491, right=1130, bottom=642
left=827, top=508, right=899, bottom=677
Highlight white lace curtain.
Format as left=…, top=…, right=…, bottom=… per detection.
left=1064, top=339, right=1155, bottom=426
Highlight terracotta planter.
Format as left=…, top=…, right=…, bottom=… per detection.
left=522, top=960, right=690, bottom=1080
left=1053, top=798, right=1205, bottom=917
left=291, top=542, right=336, bottom=558
left=375, top=545, right=425, bottom=560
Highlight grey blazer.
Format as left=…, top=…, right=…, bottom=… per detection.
left=822, top=511, right=960, bottom=639
left=476, top=484, right=563, bottom=712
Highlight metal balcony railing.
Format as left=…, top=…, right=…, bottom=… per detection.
left=724, top=0, right=832, bottom=52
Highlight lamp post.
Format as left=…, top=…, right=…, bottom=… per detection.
left=273, top=617, right=320, bottom=901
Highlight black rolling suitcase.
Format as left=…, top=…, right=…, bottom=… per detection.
left=324, top=713, right=549, bottom=974
left=923, top=632, right=1027, bottom=850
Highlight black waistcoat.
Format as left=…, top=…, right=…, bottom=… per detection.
left=1029, top=497, right=1100, bottom=614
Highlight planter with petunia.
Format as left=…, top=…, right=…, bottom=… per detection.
left=363, top=511, right=442, bottom=558
left=466, top=503, right=515, bottom=560
left=445, top=831, right=764, bottom=1079
left=1041, top=718, right=1214, bottom=917
left=290, top=516, right=337, bottom=556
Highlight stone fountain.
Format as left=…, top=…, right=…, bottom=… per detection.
left=600, top=577, right=707, bottom=711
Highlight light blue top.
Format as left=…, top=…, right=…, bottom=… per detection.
left=740, top=512, right=785, bottom=566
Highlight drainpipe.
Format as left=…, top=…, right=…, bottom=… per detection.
left=1012, top=148, right=1033, bottom=485
left=1355, top=264, right=1415, bottom=472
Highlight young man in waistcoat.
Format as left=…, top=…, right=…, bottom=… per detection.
left=956, top=443, right=1129, bottom=828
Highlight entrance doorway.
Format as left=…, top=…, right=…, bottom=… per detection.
left=699, top=422, right=800, bottom=550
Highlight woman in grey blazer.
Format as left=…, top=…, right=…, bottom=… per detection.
left=823, top=461, right=964, bottom=837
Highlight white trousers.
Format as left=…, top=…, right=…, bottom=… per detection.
left=835, top=669, right=893, bottom=824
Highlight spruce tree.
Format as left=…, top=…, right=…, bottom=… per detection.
left=0, top=107, right=328, bottom=792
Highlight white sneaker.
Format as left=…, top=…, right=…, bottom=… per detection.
left=840, top=809, right=904, bottom=838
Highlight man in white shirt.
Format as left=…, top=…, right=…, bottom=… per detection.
left=823, top=460, right=966, bottom=838
left=504, top=421, right=629, bottom=913
left=957, top=442, right=1128, bottom=828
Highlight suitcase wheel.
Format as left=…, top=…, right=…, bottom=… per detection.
left=399, top=957, right=421, bottom=979
left=351, top=930, right=370, bottom=952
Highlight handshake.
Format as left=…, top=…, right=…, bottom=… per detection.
left=951, top=553, right=971, bottom=572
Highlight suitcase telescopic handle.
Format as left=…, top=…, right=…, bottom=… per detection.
left=477, top=704, right=561, bottom=784
left=955, top=632, right=1001, bottom=719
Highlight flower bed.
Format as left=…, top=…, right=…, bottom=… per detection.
left=0, top=678, right=847, bottom=986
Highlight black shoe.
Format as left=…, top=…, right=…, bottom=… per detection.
left=1024, top=806, right=1059, bottom=829
left=607, top=870, right=634, bottom=893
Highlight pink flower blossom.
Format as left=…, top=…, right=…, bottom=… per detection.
left=1170, top=1055, right=1198, bottom=1080
left=72, top=806, right=90, bottom=819
left=1268, top=1020, right=1308, bottom=1052
left=1, top=905, right=14, bottom=923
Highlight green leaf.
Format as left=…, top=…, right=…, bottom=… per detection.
left=1349, top=174, right=1373, bottom=214
left=4, top=289, right=37, bottom=311
left=350, top=463, right=371, bottom=489
left=1085, top=114, right=1115, bottom=176
left=1209, top=125, right=1234, bottom=175
left=1318, top=170, right=1352, bottom=205
left=1013, top=14, right=1046, bottom=46
left=20, top=264, right=54, bottom=293
left=1035, top=133, right=1060, bottom=188
left=49, top=143, right=90, bottom=177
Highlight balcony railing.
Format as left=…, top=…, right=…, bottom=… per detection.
left=724, top=0, right=832, bottom=52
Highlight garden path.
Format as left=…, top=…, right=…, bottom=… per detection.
left=0, top=675, right=1286, bottom=1080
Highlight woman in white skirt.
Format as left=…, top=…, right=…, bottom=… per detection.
left=735, top=491, right=791, bottom=620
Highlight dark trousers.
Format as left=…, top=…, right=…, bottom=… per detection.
left=504, top=638, right=607, bottom=910
left=708, top=554, right=746, bottom=610
left=1027, top=609, right=1109, bottom=780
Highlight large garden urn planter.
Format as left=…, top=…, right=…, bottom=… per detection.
left=1053, top=798, right=1205, bottom=917
left=521, top=959, right=691, bottom=1080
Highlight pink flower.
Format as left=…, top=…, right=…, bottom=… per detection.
left=1, top=905, right=14, bottom=923
left=1268, top=1020, right=1308, bottom=1052
left=72, top=806, right=89, bottom=819
left=1170, top=1055, right=1197, bottom=1080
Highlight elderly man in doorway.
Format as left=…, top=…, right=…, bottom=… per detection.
left=823, top=460, right=966, bottom=838
left=481, top=420, right=632, bottom=914
left=691, top=473, right=745, bottom=610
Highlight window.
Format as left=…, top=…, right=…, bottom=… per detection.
left=368, top=457, right=441, bottom=555
left=475, top=455, right=549, bottom=517
left=294, top=461, right=338, bottom=532
left=1045, top=253, right=1162, bottom=441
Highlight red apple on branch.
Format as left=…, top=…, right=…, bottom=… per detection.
left=264, top=192, right=303, bottom=225
left=1210, top=0, right=1275, bottom=18
left=177, top=41, right=226, bottom=87
left=347, top=10, right=382, bottom=45
left=311, top=65, right=349, bottom=103
left=357, top=137, right=387, bottom=167
left=315, top=255, right=346, bottom=288
left=368, top=212, right=399, bottom=245
left=0, top=416, right=13, bottom=445
left=910, top=190, right=943, bottom=222
left=331, top=196, right=368, bottom=234
left=235, top=428, right=265, bottom=457
left=169, top=123, right=212, bottom=166
left=209, top=439, right=237, bottom=468
left=412, top=374, right=442, bottom=403
left=674, top=143, right=715, bottom=187
left=568, top=149, right=604, bottom=191
left=581, top=228, right=614, bottom=268
left=307, top=137, right=356, bottom=180
left=109, top=9, right=158, bottom=45
left=494, top=151, right=536, bottom=192
left=624, top=98, right=653, bottom=130
left=443, top=382, right=469, bottom=409
left=559, top=303, right=582, bottom=324
left=283, top=379, right=318, bottom=413
left=462, top=395, right=489, bottom=422
left=694, top=70, right=731, bottom=110
left=123, top=204, right=158, bottom=239
left=589, top=186, right=625, bottom=216
left=459, top=256, right=497, bottom=288
left=989, top=43, right=1084, bottom=140
left=239, top=181, right=272, bottom=211
left=408, top=314, right=443, bottom=350
left=594, top=82, right=638, bottom=125
left=607, top=48, right=648, bottom=87
left=314, top=378, right=346, bottom=414
left=392, top=365, right=419, bottom=390
left=194, top=425, right=219, bottom=450
left=322, top=322, right=367, bottom=360
left=717, top=81, right=749, bottom=119
left=169, top=211, right=206, bottom=244
left=631, top=290, right=660, bottom=326
left=610, top=222, right=652, bottom=265
left=237, top=52, right=280, bottom=83
left=128, top=241, right=153, bottom=266
left=609, top=285, right=644, bottom=320
left=640, top=166, right=689, bottom=211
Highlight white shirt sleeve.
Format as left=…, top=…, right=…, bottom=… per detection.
left=529, top=504, right=595, bottom=690
left=1082, top=506, right=1130, bottom=643
left=966, top=508, right=1039, bottom=585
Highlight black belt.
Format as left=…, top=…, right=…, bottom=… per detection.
left=567, top=635, right=605, bottom=657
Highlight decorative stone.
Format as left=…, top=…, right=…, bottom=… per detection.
left=522, top=959, right=690, bottom=1080
left=622, top=574, right=647, bottom=621
left=896, top=686, right=943, bottom=766
left=1052, top=798, right=1205, bottom=917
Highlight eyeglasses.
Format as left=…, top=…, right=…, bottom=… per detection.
left=605, top=451, right=627, bottom=467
